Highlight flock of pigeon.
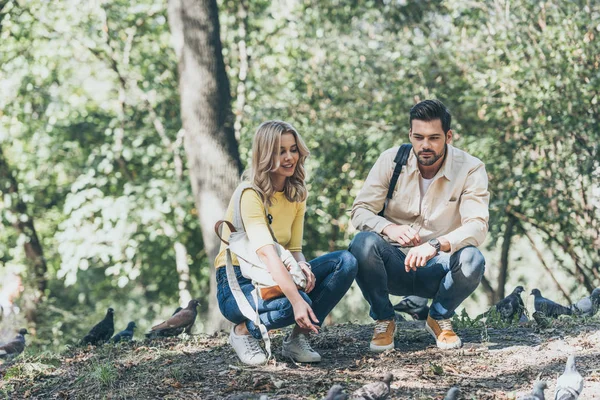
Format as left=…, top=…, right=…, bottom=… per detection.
left=322, top=374, right=460, bottom=400
left=394, top=287, right=600, bottom=325
left=0, top=299, right=200, bottom=359
left=318, top=355, right=583, bottom=400
left=390, top=287, right=599, bottom=400
left=1, top=287, right=598, bottom=399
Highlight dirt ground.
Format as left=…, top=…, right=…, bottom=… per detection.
left=1, top=317, right=600, bottom=399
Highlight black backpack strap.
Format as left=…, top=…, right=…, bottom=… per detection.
left=378, top=144, right=412, bottom=217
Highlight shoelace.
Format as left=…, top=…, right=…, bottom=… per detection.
left=374, top=320, right=391, bottom=334
left=243, top=335, right=263, bottom=355
left=296, top=335, right=314, bottom=351
left=438, top=319, right=453, bottom=331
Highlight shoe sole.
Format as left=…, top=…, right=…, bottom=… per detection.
left=369, top=324, right=397, bottom=352
left=425, top=323, right=462, bottom=349
left=281, top=348, right=321, bottom=363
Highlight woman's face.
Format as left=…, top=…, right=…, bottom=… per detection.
left=271, top=132, right=299, bottom=181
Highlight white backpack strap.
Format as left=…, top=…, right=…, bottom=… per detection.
left=225, top=249, right=272, bottom=359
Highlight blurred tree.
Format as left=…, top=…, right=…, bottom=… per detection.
left=168, top=0, right=242, bottom=331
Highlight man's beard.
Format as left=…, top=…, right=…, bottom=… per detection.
left=415, top=147, right=445, bottom=166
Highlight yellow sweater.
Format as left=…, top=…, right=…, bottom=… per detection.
left=214, top=188, right=306, bottom=268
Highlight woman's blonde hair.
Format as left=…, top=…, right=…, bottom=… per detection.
left=243, top=120, right=310, bottom=207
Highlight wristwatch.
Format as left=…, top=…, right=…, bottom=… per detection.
left=428, top=238, right=441, bottom=253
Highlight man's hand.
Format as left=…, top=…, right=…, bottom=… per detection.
left=404, top=242, right=438, bottom=272
left=383, top=224, right=421, bottom=247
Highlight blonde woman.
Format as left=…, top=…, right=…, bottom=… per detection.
left=215, top=120, right=357, bottom=365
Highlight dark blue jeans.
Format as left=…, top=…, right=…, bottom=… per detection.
left=349, top=231, right=485, bottom=321
left=216, top=250, right=358, bottom=339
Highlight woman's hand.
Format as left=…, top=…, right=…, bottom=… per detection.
left=298, top=261, right=316, bottom=293
left=291, top=299, right=319, bottom=333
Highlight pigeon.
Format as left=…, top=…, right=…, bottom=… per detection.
left=323, top=384, right=349, bottom=400
left=571, top=288, right=600, bottom=317
left=0, top=328, right=28, bottom=359
left=81, top=308, right=115, bottom=345
left=517, top=381, right=547, bottom=400
left=554, top=355, right=583, bottom=400
left=393, top=296, right=429, bottom=320
left=532, top=311, right=552, bottom=329
left=494, top=286, right=526, bottom=322
left=531, top=289, right=572, bottom=318
left=172, top=306, right=183, bottom=316
left=146, top=299, right=199, bottom=338
left=349, top=373, right=393, bottom=400
left=111, top=321, right=136, bottom=343
left=444, top=387, right=460, bottom=400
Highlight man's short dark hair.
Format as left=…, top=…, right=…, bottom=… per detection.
left=409, top=99, right=452, bottom=134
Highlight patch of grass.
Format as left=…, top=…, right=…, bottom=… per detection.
left=169, top=366, right=184, bottom=382
left=76, top=359, right=119, bottom=390
left=452, top=308, right=484, bottom=329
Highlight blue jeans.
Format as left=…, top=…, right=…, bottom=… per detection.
left=349, top=231, right=485, bottom=321
left=216, top=250, right=358, bottom=339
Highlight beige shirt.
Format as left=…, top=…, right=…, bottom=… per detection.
left=351, top=144, right=490, bottom=254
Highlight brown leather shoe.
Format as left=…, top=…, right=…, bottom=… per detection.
left=369, top=319, right=396, bottom=352
left=425, top=315, right=462, bottom=349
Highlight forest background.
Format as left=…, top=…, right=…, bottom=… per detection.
left=0, top=0, right=598, bottom=351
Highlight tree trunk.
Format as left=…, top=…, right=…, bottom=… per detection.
left=168, top=0, right=242, bottom=333
left=497, top=215, right=515, bottom=302
left=0, top=146, right=47, bottom=323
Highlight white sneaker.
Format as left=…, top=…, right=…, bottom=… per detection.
left=282, top=333, right=321, bottom=363
left=229, top=326, right=267, bottom=366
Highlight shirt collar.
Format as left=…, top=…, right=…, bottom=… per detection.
left=406, top=144, right=456, bottom=181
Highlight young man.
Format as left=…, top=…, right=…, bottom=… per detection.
left=349, top=99, right=489, bottom=351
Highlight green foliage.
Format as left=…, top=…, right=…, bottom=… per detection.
left=1, top=0, right=599, bottom=350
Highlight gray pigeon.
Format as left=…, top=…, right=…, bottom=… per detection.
left=531, top=289, right=572, bottom=318
left=0, top=328, right=28, bottom=359
left=81, top=308, right=115, bottom=345
left=393, top=296, right=429, bottom=320
left=323, top=384, right=349, bottom=400
left=146, top=299, right=199, bottom=338
left=444, top=387, right=460, bottom=400
left=518, top=381, right=547, bottom=400
left=554, top=355, right=583, bottom=400
left=349, top=373, right=393, bottom=400
left=494, top=286, right=526, bottom=322
left=570, top=288, right=600, bottom=317
left=111, top=321, right=136, bottom=343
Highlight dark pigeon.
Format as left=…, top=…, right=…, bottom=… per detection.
left=494, top=286, right=526, bottom=322
left=571, top=288, right=600, bottom=318
left=444, top=387, right=460, bottom=400
left=146, top=299, right=199, bottom=338
left=112, top=321, right=136, bottom=343
left=554, top=355, right=583, bottom=400
left=393, top=296, right=429, bottom=320
left=81, top=308, right=115, bottom=345
left=517, top=381, right=547, bottom=400
left=323, top=384, right=349, bottom=400
left=531, top=289, right=572, bottom=318
left=349, top=373, right=393, bottom=400
left=0, top=328, right=28, bottom=359
left=532, top=311, right=551, bottom=329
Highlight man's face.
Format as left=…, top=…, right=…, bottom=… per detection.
left=409, top=119, right=452, bottom=167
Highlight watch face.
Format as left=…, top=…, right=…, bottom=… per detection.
left=429, top=239, right=440, bottom=250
